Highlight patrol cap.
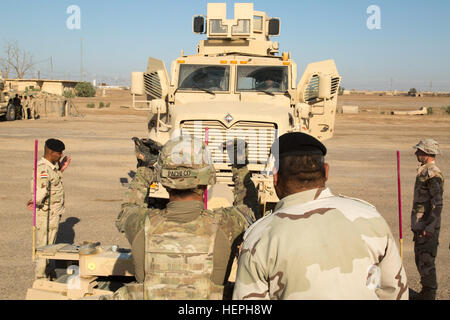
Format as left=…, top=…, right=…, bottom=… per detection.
left=413, top=138, right=441, bottom=155
left=45, top=138, right=65, bottom=153
left=271, top=132, right=327, bottom=160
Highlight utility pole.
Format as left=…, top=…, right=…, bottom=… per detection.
left=50, top=56, right=54, bottom=80
left=80, top=38, right=83, bottom=81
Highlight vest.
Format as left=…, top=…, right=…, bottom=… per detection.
left=143, top=210, right=225, bottom=299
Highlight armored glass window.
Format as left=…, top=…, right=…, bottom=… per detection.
left=209, top=19, right=228, bottom=35
left=236, top=66, right=288, bottom=93
left=178, top=65, right=230, bottom=91
left=253, top=16, right=263, bottom=33
left=232, top=19, right=250, bottom=35
left=303, top=74, right=319, bottom=101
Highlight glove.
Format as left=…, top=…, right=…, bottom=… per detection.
left=222, top=138, right=248, bottom=168
left=132, top=137, right=162, bottom=167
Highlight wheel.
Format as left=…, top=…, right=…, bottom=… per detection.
left=5, top=104, right=16, bottom=121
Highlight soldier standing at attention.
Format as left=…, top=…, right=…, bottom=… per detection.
left=22, top=95, right=29, bottom=119
left=27, top=138, right=71, bottom=279
left=233, top=132, right=408, bottom=300
left=29, top=95, right=36, bottom=120
left=114, top=135, right=257, bottom=299
left=410, top=139, right=444, bottom=300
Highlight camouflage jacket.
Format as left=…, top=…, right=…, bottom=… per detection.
left=411, top=161, right=444, bottom=234
left=31, top=157, right=65, bottom=215
left=233, top=187, right=408, bottom=300
left=115, top=165, right=257, bottom=290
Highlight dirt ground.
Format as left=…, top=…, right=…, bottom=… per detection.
left=0, top=90, right=449, bottom=300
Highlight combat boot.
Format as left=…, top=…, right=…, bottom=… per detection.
left=419, top=288, right=436, bottom=300
left=411, top=287, right=436, bottom=300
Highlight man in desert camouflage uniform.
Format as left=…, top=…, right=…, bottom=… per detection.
left=114, top=135, right=257, bottom=299
left=410, top=139, right=444, bottom=300
left=21, top=95, right=29, bottom=119
left=233, top=132, right=408, bottom=300
left=27, top=139, right=71, bottom=279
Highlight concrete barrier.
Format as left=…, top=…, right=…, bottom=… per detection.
left=342, top=105, right=359, bottom=114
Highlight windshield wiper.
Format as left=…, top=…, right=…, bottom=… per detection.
left=255, top=89, right=275, bottom=96
left=193, top=84, right=216, bottom=95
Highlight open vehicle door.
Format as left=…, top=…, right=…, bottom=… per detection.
left=144, top=57, right=170, bottom=100
left=295, top=59, right=341, bottom=141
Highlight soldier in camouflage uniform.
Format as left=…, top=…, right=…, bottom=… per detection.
left=115, top=135, right=257, bottom=299
left=22, top=96, right=29, bottom=119
left=27, top=139, right=71, bottom=279
left=233, top=132, right=408, bottom=300
left=410, top=139, right=444, bottom=300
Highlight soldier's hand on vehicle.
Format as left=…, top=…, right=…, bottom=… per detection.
left=60, top=156, right=71, bottom=172
left=222, top=138, right=248, bottom=168
left=132, top=137, right=162, bottom=167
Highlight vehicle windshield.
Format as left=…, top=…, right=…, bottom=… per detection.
left=178, top=65, right=230, bottom=91
left=236, top=66, right=288, bottom=93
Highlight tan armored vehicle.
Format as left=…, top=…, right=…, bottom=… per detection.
left=0, top=72, right=21, bottom=121
left=131, top=2, right=341, bottom=212
left=26, top=2, right=341, bottom=299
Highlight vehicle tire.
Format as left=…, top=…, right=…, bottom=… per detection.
left=6, top=104, right=16, bottom=121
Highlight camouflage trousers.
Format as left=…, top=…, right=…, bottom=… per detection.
left=414, top=229, right=440, bottom=291
left=35, top=209, right=62, bottom=279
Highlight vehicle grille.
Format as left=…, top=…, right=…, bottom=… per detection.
left=180, top=120, right=276, bottom=165
left=144, top=72, right=162, bottom=99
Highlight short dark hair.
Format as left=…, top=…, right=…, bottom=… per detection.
left=277, top=154, right=326, bottom=190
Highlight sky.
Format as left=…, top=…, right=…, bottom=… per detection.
left=1, top=0, right=449, bottom=91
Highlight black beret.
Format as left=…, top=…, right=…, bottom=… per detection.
left=45, top=138, right=65, bottom=152
left=271, top=132, right=327, bottom=159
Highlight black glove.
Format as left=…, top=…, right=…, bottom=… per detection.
left=132, top=137, right=162, bottom=167
left=222, top=138, right=248, bottom=168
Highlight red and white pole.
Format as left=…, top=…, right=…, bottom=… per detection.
left=396, top=150, right=403, bottom=260
left=204, top=127, right=209, bottom=210
left=32, top=139, right=38, bottom=261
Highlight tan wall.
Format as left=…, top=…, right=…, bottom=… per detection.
left=41, top=82, right=64, bottom=95
left=5, top=80, right=40, bottom=92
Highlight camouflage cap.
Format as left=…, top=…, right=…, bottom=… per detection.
left=413, top=139, right=441, bottom=155
left=155, top=135, right=216, bottom=189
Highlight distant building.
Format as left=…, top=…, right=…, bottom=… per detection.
left=4, top=79, right=81, bottom=96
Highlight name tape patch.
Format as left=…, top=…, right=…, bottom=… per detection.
left=165, top=169, right=197, bottom=178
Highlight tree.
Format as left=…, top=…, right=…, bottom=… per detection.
left=75, top=82, right=96, bottom=97
left=0, top=40, right=34, bottom=79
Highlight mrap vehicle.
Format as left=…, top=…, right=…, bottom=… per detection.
left=131, top=2, right=341, bottom=213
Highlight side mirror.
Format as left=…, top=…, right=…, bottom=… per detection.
left=268, top=18, right=280, bottom=36
left=193, top=16, right=205, bottom=34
